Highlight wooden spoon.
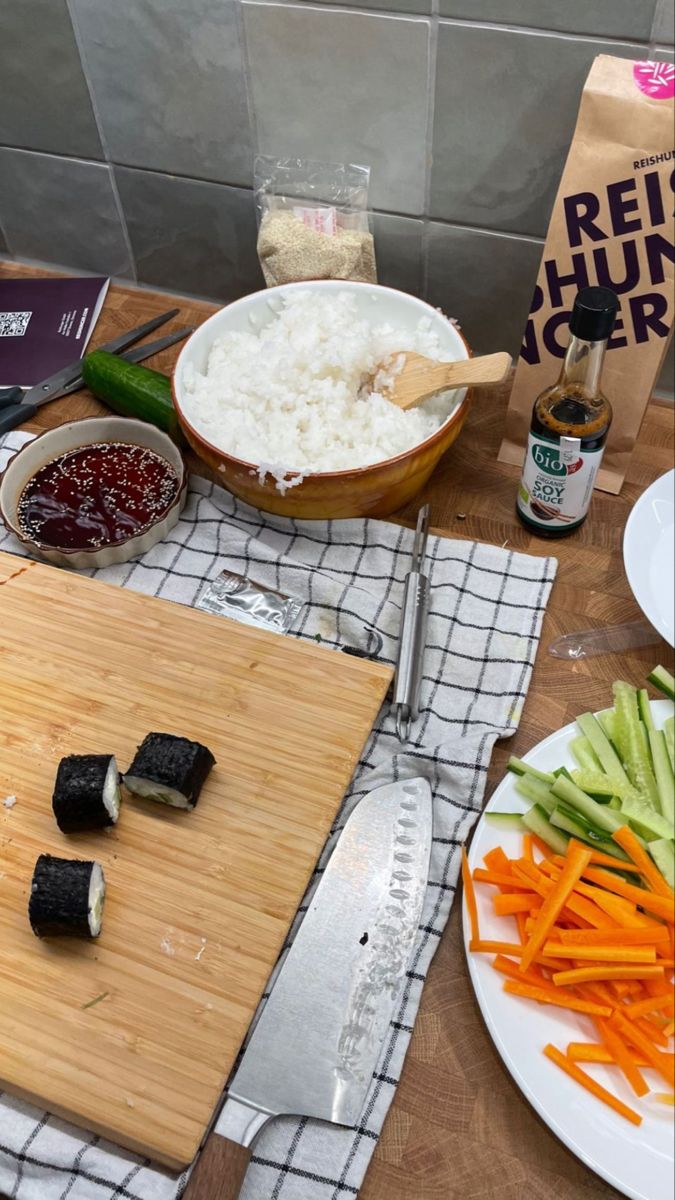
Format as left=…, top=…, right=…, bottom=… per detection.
left=382, top=350, right=512, bottom=410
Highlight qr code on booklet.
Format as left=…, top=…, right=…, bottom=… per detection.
left=0, top=310, right=32, bottom=337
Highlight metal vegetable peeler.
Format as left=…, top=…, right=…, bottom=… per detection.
left=392, top=504, right=431, bottom=742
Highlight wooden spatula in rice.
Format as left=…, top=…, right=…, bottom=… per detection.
left=382, top=350, right=512, bottom=410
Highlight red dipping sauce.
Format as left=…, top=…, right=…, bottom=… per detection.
left=17, top=442, right=180, bottom=550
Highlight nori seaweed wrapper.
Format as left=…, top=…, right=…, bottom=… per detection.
left=29, top=854, right=103, bottom=939
left=52, top=754, right=119, bottom=833
left=124, top=732, right=215, bottom=810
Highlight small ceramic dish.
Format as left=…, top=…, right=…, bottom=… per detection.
left=0, top=417, right=187, bottom=569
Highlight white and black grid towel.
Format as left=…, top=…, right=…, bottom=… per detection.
left=0, top=430, right=557, bottom=1200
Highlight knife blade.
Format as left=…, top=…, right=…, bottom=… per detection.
left=185, top=776, right=433, bottom=1200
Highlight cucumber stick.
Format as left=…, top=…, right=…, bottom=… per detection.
left=638, top=688, right=656, bottom=733
left=514, top=776, right=556, bottom=812
left=485, top=812, right=525, bottom=832
left=665, top=717, right=675, bottom=773
left=648, top=729, right=675, bottom=825
left=551, top=774, right=625, bottom=835
left=82, top=351, right=183, bottom=442
left=569, top=735, right=602, bottom=774
left=576, top=712, right=631, bottom=787
left=549, top=802, right=629, bottom=859
left=507, top=756, right=555, bottom=784
left=613, top=682, right=660, bottom=809
left=647, top=665, right=675, bottom=701
left=521, top=804, right=569, bottom=854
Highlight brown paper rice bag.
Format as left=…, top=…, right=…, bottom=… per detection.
left=499, top=55, right=674, bottom=494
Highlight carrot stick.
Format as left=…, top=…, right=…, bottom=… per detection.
left=543, top=1045, right=642, bottom=1126
left=523, top=833, right=533, bottom=862
left=483, top=846, right=512, bottom=873
left=581, top=867, right=675, bottom=922
left=473, top=868, right=530, bottom=889
left=515, top=912, right=529, bottom=945
left=611, top=1011, right=675, bottom=1087
left=513, top=859, right=616, bottom=930
left=503, top=980, right=612, bottom=1017
left=613, top=826, right=675, bottom=900
left=623, top=995, right=675, bottom=1020
left=470, top=940, right=569, bottom=969
left=491, top=954, right=547, bottom=988
left=531, top=834, right=554, bottom=860
left=656, top=1093, right=675, bottom=1105
left=566, top=1043, right=650, bottom=1067
left=664, top=1020, right=675, bottom=1038
left=544, top=942, right=657, bottom=963
left=595, top=1017, right=649, bottom=1097
left=520, top=842, right=592, bottom=972
left=493, top=893, right=536, bottom=916
left=566, top=839, right=642, bottom=874
left=635, top=1016, right=670, bottom=1048
left=556, top=926, right=670, bottom=947
left=462, top=848, right=480, bottom=943
left=553, top=965, right=665, bottom=986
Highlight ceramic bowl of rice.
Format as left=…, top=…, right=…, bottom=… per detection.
left=172, top=280, right=471, bottom=519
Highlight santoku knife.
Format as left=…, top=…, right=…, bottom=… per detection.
left=185, top=776, right=433, bottom=1200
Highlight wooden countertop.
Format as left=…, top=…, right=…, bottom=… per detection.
left=2, top=261, right=674, bottom=1200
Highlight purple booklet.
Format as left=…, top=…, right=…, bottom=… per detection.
left=0, top=275, right=109, bottom=387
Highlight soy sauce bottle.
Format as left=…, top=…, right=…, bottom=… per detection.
left=516, top=286, right=618, bottom=538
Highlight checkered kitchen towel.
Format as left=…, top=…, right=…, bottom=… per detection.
left=0, top=430, right=557, bottom=1200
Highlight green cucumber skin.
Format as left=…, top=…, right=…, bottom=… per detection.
left=647, top=666, right=675, bottom=702
left=82, top=351, right=183, bottom=442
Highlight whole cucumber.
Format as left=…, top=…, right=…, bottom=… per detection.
left=82, top=350, right=184, bottom=443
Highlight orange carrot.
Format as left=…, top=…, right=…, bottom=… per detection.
left=503, top=980, right=611, bottom=1017
left=623, top=994, right=675, bottom=1020
left=531, top=834, right=554, bottom=860
left=566, top=839, right=642, bottom=874
left=613, top=826, right=675, bottom=900
left=543, top=1045, right=642, bottom=1126
left=462, top=848, right=480, bottom=943
left=553, top=965, right=665, bottom=987
left=543, top=942, right=657, bottom=963
left=520, top=842, right=592, bottom=972
left=556, top=925, right=670, bottom=948
left=635, top=1016, right=670, bottom=1048
left=493, top=893, right=536, bottom=916
left=581, top=867, right=675, bottom=923
left=523, top=833, right=533, bottom=862
left=566, top=1043, right=650, bottom=1067
left=483, top=846, right=512, bottom=873
left=611, top=1011, right=675, bottom=1087
left=491, top=953, right=547, bottom=988
left=595, top=1016, right=648, bottom=1097
left=664, top=1020, right=675, bottom=1038
left=470, top=940, right=569, bottom=969
left=513, top=860, right=615, bottom=930
left=473, top=868, right=530, bottom=889
left=515, top=911, right=529, bottom=945
left=655, top=1093, right=675, bottom=1105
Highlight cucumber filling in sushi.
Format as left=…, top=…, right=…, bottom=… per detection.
left=52, top=754, right=121, bottom=833
left=123, top=732, right=215, bottom=811
left=29, top=854, right=106, bottom=939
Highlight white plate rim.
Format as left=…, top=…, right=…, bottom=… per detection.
left=623, top=469, right=675, bottom=649
left=463, top=700, right=675, bottom=1200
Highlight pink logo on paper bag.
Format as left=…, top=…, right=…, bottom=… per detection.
left=633, top=60, right=675, bottom=99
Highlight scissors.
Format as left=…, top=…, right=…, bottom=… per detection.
left=0, top=308, right=193, bottom=436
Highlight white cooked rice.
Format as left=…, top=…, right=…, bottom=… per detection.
left=182, top=291, right=460, bottom=484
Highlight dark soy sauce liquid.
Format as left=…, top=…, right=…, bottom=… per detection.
left=18, top=442, right=180, bottom=550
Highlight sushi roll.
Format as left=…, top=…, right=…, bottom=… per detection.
left=123, top=732, right=215, bottom=811
left=52, top=754, right=121, bottom=833
left=29, top=853, right=106, bottom=938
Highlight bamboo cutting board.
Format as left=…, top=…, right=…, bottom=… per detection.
left=0, top=551, right=391, bottom=1170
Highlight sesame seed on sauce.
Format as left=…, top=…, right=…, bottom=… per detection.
left=17, top=442, right=180, bottom=551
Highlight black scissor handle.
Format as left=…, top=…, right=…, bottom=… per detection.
left=0, top=387, right=25, bottom=410
left=0, top=400, right=37, bottom=435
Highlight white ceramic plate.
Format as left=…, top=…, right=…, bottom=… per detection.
left=463, top=699, right=674, bottom=1200
left=624, top=470, right=675, bottom=648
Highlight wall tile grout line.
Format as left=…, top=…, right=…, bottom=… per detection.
left=419, top=0, right=439, bottom=301
left=242, top=0, right=657, bottom=47
left=65, top=0, right=138, bottom=281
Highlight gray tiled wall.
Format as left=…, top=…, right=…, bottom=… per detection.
left=0, top=0, right=672, bottom=393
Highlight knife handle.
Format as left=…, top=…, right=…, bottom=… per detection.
left=183, top=1135, right=251, bottom=1200
left=0, top=400, right=38, bottom=435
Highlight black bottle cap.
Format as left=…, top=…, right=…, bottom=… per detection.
left=569, top=287, right=619, bottom=341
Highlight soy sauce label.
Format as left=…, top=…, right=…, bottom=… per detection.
left=517, top=431, right=605, bottom=529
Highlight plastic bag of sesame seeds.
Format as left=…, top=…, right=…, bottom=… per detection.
left=254, top=156, right=377, bottom=286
